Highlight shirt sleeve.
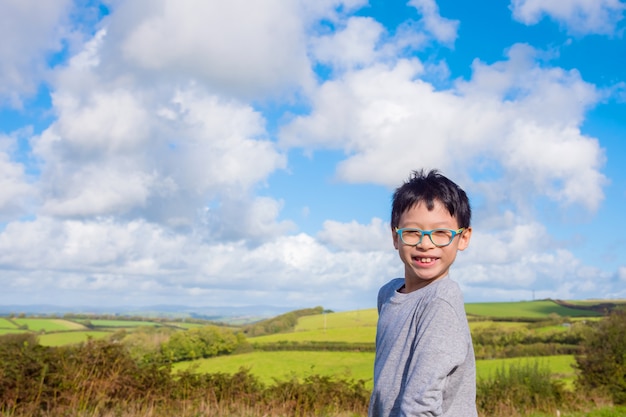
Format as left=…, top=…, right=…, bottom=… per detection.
left=398, top=298, right=469, bottom=416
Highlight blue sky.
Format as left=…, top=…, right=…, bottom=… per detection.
left=0, top=0, right=625, bottom=312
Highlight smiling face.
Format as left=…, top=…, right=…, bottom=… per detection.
left=393, top=199, right=472, bottom=292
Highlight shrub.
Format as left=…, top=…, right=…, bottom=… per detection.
left=575, top=310, right=626, bottom=404
left=476, top=360, right=568, bottom=415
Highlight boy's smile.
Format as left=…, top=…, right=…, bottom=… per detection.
left=393, top=200, right=471, bottom=292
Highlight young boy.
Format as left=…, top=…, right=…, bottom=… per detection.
left=368, top=169, right=477, bottom=417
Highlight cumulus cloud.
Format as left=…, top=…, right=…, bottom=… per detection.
left=0, top=0, right=622, bottom=311
left=34, top=40, right=288, bottom=227
left=317, top=218, right=390, bottom=252
left=100, top=0, right=315, bottom=98
left=0, top=131, right=36, bottom=219
left=311, top=17, right=386, bottom=71
left=408, top=0, right=459, bottom=44
left=0, top=0, right=73, bottom=106
left=0, top=217, right=394, bottom=309
left=510, top=0, right=626, bottom=35
left=280, top=43, right=606, bottom=213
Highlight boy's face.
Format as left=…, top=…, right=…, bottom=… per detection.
left=392, top=200, right=471, bottom=292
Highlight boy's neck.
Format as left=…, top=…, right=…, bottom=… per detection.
left=401, top=275, right=447, bottom=293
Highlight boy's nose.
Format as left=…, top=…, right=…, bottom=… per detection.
left=416, top=234, right=435, bottom=248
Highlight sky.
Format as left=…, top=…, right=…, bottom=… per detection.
left=0, top=0, right=625, bottom=313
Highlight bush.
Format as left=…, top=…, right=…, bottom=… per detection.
left=0, top=335, right=369, bottom=417
left=477, top=361, right=568, bottom=415
left=160, top=325, right=247, bottom=362
left=575, top=310, right=626, bottom=404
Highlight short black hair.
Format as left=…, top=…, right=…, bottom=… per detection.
left=391, top=169, right=471, bottom=229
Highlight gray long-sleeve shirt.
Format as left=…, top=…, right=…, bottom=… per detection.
left=368, top=276, right=477, bottom=417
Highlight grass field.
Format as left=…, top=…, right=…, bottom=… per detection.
left=174, top=351, right=577, bottom=390
left=84, top=319, right=162, bottom=328
left=164, top=321, right=207, bottom=329
left=0, top=328, right=27, bottom=335
left=174, top=351, right=375, bottom=385
left=38, top=331, right=112, bottom=346
left=465, top=300, right=603, bottom=318
left=0, top=318, right=18, bottom=329
left=251, top=326, right=376, bottom=344
left=13, top=318, right=87, bottom=332
left=295, top=309, right=378, bottom=331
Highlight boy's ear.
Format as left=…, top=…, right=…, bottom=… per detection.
left=392, top=228, right=399, bottom=250
left=457, top=227, right=472, bottom=251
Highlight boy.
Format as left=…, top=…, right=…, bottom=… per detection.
left=368, top=169, right=477, bottom=417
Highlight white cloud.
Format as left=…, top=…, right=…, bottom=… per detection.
left=101, top=0, right=315, bottom=99
left=312, top=17, right=386, bottom=70
left=0, top=217, right=394, bottom=310
left=408, top=0, right=459, bottom=44
left=0, top=0, right=622, bottom=311
left=510, top=0, right=626, bottom=35
left=203, top=196, right=297, bottom=243
left=0, top=0, right=72, bottom=105
left=34, top=43, right=288, bottom=224
left=0, top=129, right=36, bottom=219
left=317, top=218, right=391, bottom=252
left=280, top=43, right=606, bottom=213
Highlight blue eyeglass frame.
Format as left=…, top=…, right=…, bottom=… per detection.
left=395, top=227, right=465, bottom=247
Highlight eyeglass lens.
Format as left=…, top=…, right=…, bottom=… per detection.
left=400, top=229, right=455, bottom=246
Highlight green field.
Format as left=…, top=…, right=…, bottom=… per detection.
left=85, top=319, right=161, bottom=328
left=465, top=300, right=603, bottom=318
left=0, top=318, right=18, bottom=329
left=0, top=328, right=27, bottom=335
left=38, top=331, right=112, bottom=346
left=174, top=351, right=375, bottom=385
left=295, top=309, right=378, bottom=331
left=13, top=318, right=87, bottom=332
left=174, top=351, right=577, bottom=390
left=164, top=321, right=207, bottom=329
left=251, top=326, right=376, bottom=344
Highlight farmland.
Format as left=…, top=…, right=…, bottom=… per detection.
left=3, top=298, right=616, bottom=385
left=2, top=298, right=626, bottom=416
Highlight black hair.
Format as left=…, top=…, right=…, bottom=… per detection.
left=391, top=169, right=471, bottom=229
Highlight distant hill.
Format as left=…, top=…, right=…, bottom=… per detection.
left=2, top=298, right=624, bottom=324
left=0, top=304, right=295, bottom=323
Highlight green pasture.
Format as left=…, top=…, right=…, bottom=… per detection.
left=86, top=319, right=161, bottom=328
left=250, top=309, right=378, bottom=344
left=174, top=351, right=375, bottom=387
left=38, top=331, right=112, bottom=346
left=175, top=351, right=576, bottom=390
left=296, top=309, right=378, bottom=331
left=468, top=320, right=529, bottom=330
left=250, top=326, right=375, bottom=344
left=13, top=318, right=87, bottom=332
left=0, top=318, right=18, bottom=329
left=164, top=322, right=207, bottom=329
left=0, top=328, right=27, bottom=335
left=465, top=300, right=602, bottom=319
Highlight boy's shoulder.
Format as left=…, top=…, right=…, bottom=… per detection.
left=378, top=276, right=464, bottom=305
left=381, top=277, right=404, bottom=290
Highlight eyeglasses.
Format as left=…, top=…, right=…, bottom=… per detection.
left=395, top=227, right=465, bottom=248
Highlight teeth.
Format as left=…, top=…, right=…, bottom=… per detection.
left=419, top=258, right=433, bottom=262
